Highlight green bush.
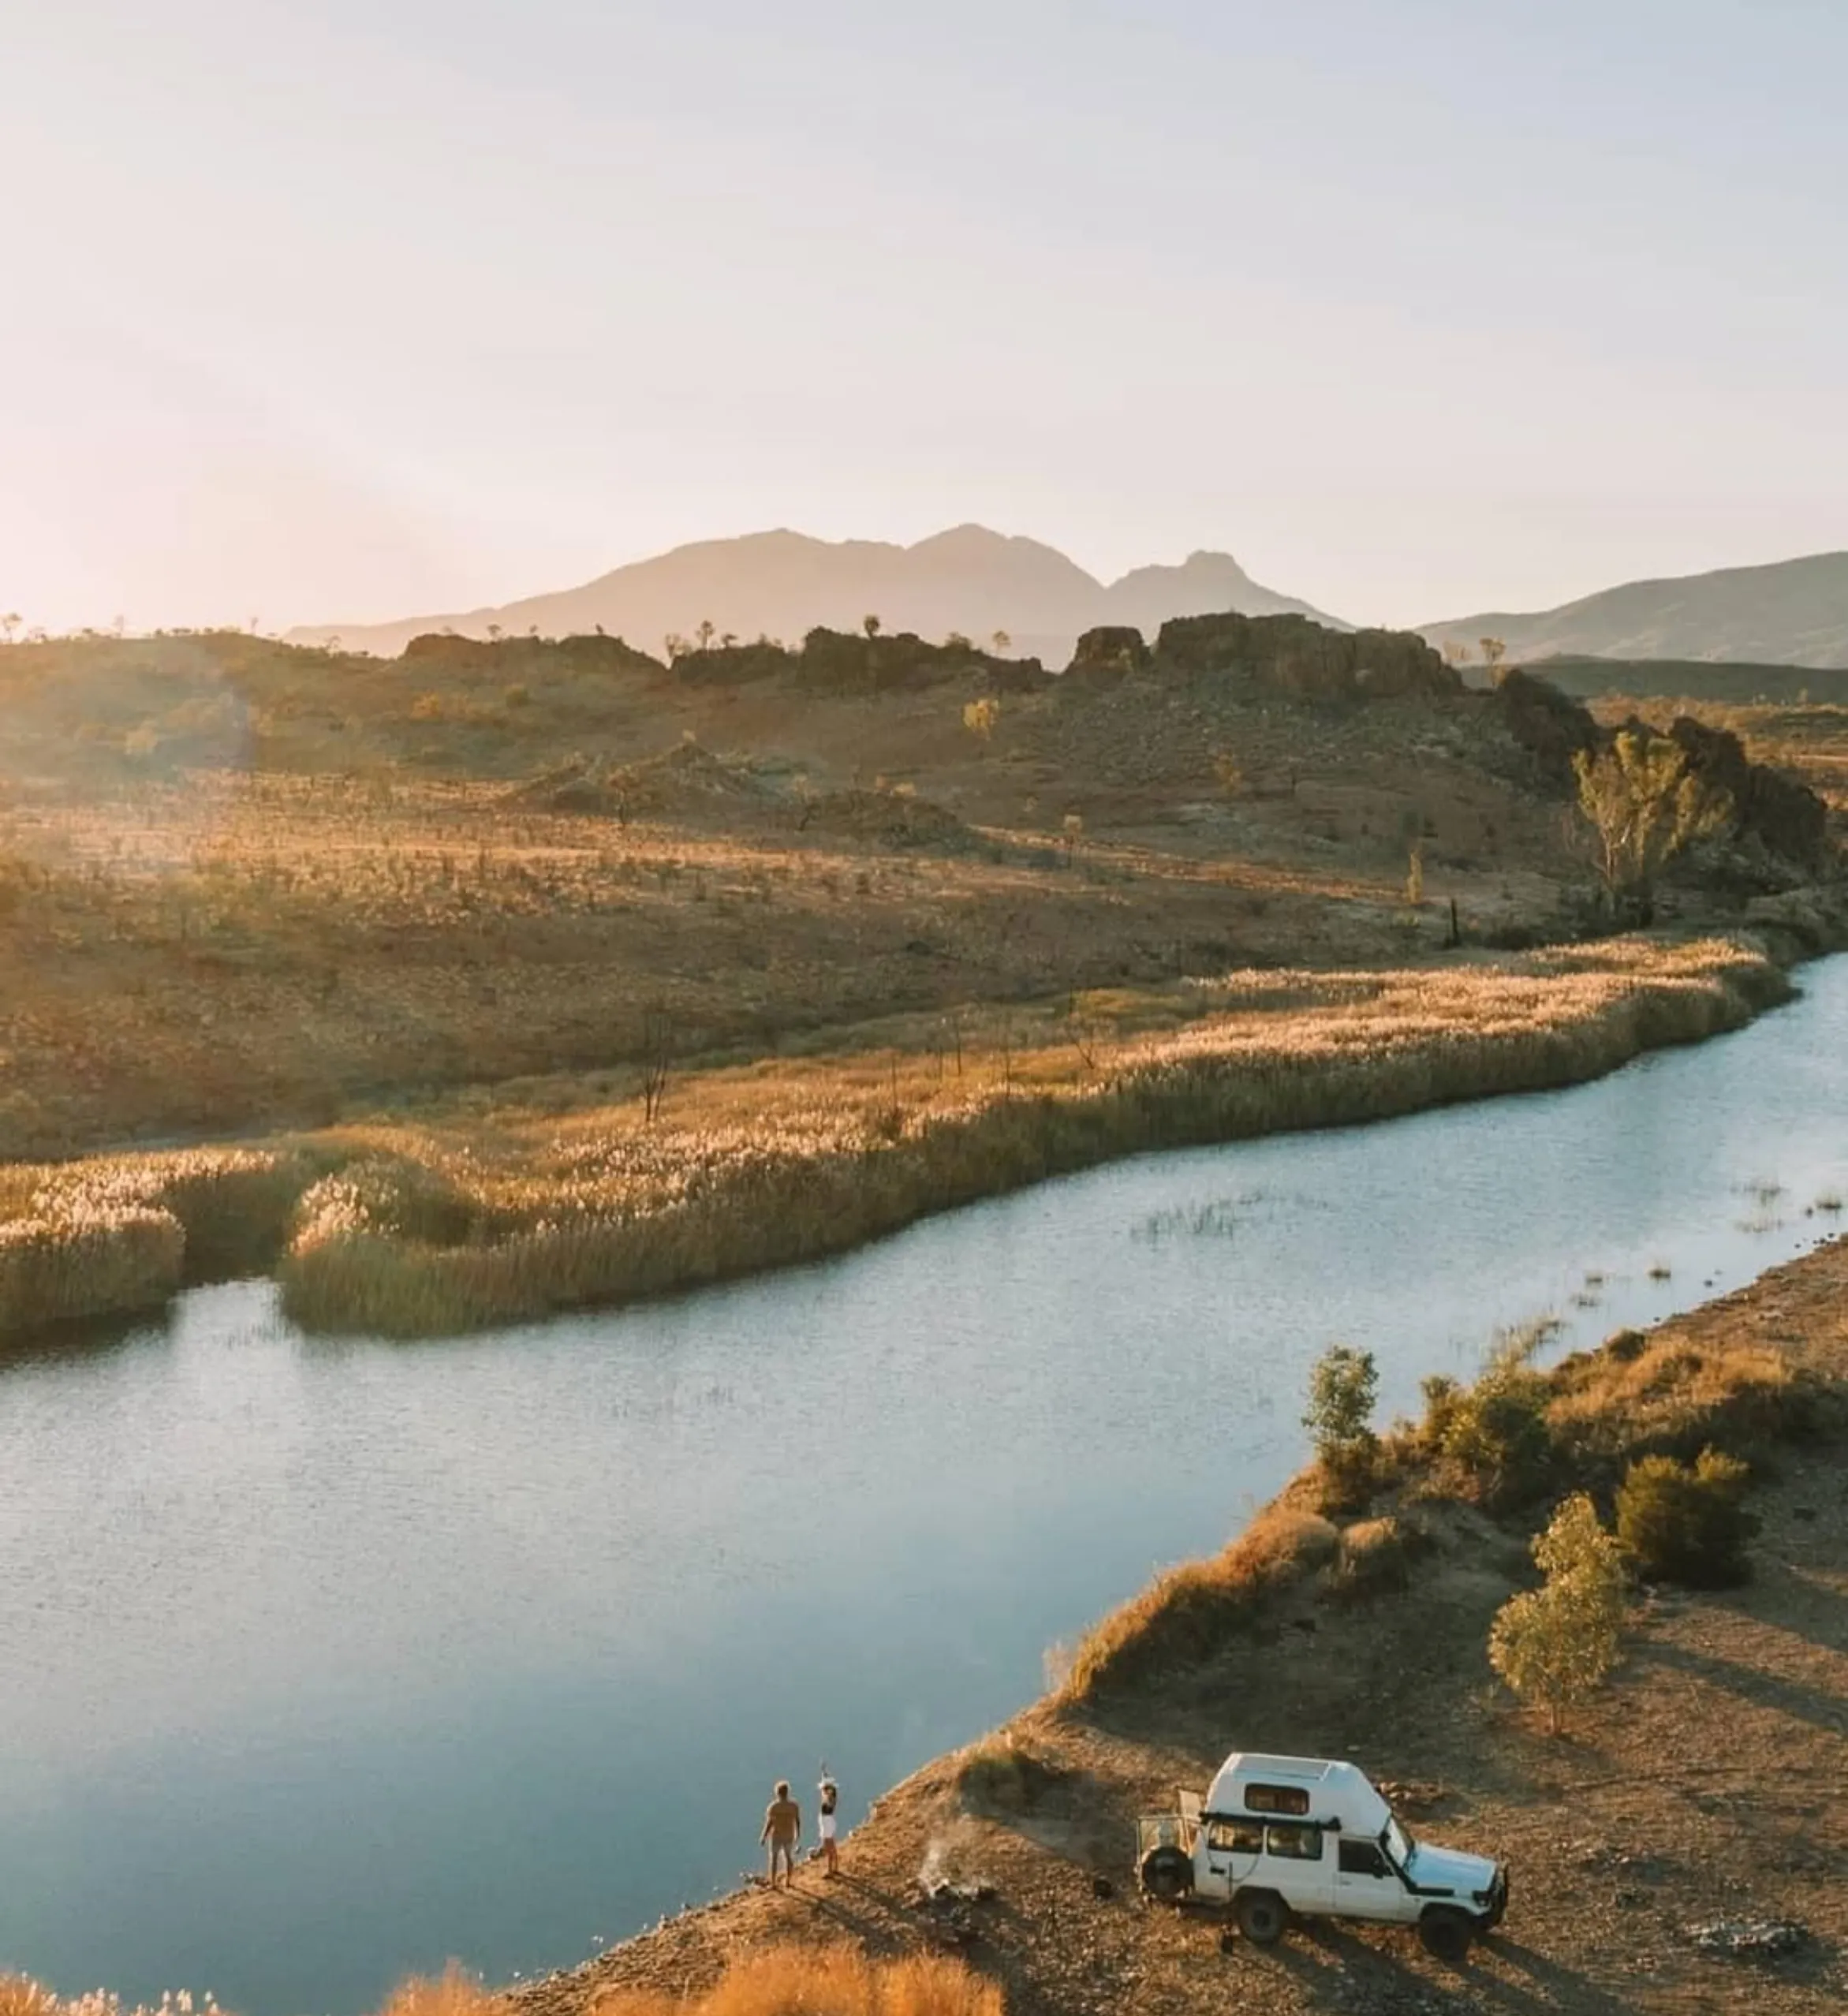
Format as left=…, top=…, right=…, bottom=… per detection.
left=1304, top=1344, right=1379, bottom=1492
left=1615, top=1447, right=1757, bottom=1587
left=1488, top=1492, right=1627, bottom=1733
left=1424, top=1331, right=1555, bottom=1509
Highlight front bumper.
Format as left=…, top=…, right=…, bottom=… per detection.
left=1478, top=1867, right=1510, bottom=1929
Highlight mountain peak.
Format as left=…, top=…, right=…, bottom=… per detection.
left=286, top=527, right=1345, bottom=659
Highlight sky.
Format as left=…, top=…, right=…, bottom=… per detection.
left=2, top=0, right=1844, bottom=635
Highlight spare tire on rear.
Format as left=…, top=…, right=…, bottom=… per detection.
left=1139, top=1844, right=1193, bottom=1902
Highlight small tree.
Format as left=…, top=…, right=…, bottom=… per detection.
left=962, top=696, right=999, bottom=742
left=1573, top=730, right=1730, bottom=921
left=991, top=629, right=1011, bottom=655
left=1304, top=1345, right=1379, bottom=1483
left=1616, top=1448, right=1756, bottom=1588
left=1478, top=636, right=1506, bottom=674
left=639, top=1004, right=675, bottom=1124
left=696, top=618, right=716, bottom=651
left=862, top=613, right=883, bottom=640
left=0, top=613, right=20, bottom=644
left=1488, top=1493, right=1626, bottom=1732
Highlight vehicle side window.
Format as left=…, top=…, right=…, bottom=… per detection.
left=1206, top=1820, right=1264, bottom=1854
left=1338, top=1839, right=1389, bottom=1877
left=1245, top=1783, right=1311, bottom=1816
left=1264, top=1823, right=1323, bottom=1861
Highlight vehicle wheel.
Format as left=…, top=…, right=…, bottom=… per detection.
left=1234, top=1889, right=1289, bottom=1947
left=1419, top=1906, right=1474, bottom=1965
left=1139, top=1846, right=1193, bottom=1904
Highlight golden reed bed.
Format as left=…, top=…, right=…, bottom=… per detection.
left=0, top=937, right=1791, bottom=1345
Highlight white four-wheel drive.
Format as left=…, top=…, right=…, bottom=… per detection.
left=1137, top=1751, right=1508, bottom=1962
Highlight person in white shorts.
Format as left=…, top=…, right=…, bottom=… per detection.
left=818, top=1775, right=840, bottom=1878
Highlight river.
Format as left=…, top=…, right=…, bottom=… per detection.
left=5, top=958, right=1847, bottom=2014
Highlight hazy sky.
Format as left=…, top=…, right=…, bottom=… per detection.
left=5, top=1, right=1844, bottom=633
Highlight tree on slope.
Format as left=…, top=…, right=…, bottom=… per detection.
left=1488, top=1492, right=1626, bottom=1733
left=1573, top=730, right=1730, bottom=923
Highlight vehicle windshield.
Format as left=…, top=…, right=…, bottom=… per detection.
left=1383, top=1816, right=1415, bottom=1865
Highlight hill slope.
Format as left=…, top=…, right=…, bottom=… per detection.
left=1527, top=655, right=1848, bottom=706
left=1422, top=551, right=1848, bottom=670
left=287, top=525, right=1342, bottom=663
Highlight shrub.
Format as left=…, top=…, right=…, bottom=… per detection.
left=957, top=1732, right=1068, bottom=1815
left=1303, top=1345, right=1379, bottom=1488
left=1427, top=1329, right=1555, bottom=1509
left=1615, top=1447, right=1757, bottom=1587
left=1488, top=1492, right=1626, bottom=1733
left=1323, top=1514, right=1427, bottom=1602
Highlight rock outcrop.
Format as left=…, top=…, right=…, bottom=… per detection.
left=1491, top=666, right=1832, bottom=869
left=1663, top=715, right=1831, bottom=870
left=1491, top=666, right=1601, bottom=784
left=1064, top=626, right=1153, bottom=684
left=1151, top=613, right=1462, bottom=701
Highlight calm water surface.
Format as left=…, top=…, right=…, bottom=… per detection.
left=6, top=958, right=1848, bottom=2013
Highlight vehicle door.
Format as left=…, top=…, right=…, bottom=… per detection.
left=1200, top=1818, right=1263, bottom=1900
left=1261, top=1821, right=1335, bottom=1911
left=1335, top=1833, right=1415, bottom=1922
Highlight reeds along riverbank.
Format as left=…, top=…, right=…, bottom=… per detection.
left=1, top=1951, right=1003, bottom=2016
left=271, top=935, right=1794, bottom=1336
left=0, top=935, right=1802, bottom=1345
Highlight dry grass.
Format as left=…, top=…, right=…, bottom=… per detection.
left=0, top=765, right=1442, bottom=1163
left=0, top=1947, right=999, bottom=2016
left=591, top=1950, right=1002, bottom=2016
left=0, top=1988, right=219, bottom=2016
left=0, top=935, right=1790, bottom=1343
left=1060, top=1505, right=1340, bottom=1700
left=1322, top=1512, right=1425, bottom=1600
left=1547, top=1327, right=1819, bottom=1464
left=0, top=621, right=1622, bottom=1165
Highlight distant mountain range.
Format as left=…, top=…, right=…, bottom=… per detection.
left=286, top=525, right=1343, bottom=663
left=292, top=532, right=1848, bottom=674
left=1421, top=551, right=1848, bottom=671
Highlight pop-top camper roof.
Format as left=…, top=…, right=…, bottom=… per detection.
left=1204, top=1753, right=1392, bottom=1835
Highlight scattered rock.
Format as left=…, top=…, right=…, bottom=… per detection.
left=1686, top=1917, right=1809, bottom=1958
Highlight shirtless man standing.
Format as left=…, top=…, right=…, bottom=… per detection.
left=760, top=1779, right=802, bottom=1888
